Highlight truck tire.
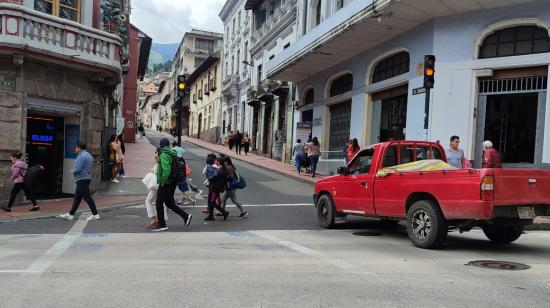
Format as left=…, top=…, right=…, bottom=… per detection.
left=482, top=225, right=523, bottom=244
left=317, top=194, right=335, bottom=229
left=406, top=200, right=448, bottom=249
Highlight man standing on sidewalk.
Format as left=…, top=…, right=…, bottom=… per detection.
left=151, top=138, right=192, bottom=231
left=58, top=142, right=100, bottom=221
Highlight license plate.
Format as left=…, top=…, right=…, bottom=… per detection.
left=517, top=207, right=536, bottom=219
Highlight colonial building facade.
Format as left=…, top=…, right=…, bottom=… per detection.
left=219, top=0, right=253, bottom=144
left=172, top=29, right=223, bottom=136
left=188, top=52, right=223, bottom=144
left=267, top=0, right=550, bottom=173
left=245, top=0, right=299, bottom=160
left=0, top=0, right=131, bottom=201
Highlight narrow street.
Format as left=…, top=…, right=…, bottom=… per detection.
left=0, top=134, right=549, bottom=307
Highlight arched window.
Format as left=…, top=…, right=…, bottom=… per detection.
left=329, top=73, right=353, bottom=97
left=479, top=26, right=550, bottom=59
left=372, top=52, right=409, bottom=83
left=304, top=88, right=314, bottom=105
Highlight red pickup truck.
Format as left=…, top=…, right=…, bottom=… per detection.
left=313, top=141, right=550, bottom=249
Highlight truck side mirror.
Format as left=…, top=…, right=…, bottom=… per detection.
left=337, top=167, right=347, bottom=176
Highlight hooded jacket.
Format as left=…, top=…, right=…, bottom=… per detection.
left=156, top=146, right=176, bottom=186
left=11, top=159, right=28, bottom=184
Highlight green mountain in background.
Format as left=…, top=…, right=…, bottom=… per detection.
left=147, top=43, right=179, bottom=73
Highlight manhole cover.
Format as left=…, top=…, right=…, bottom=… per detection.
left=466, top=260, right=530, bottom=271
left=113, top=215, right=140, bottom=219
left=353, top=231, right=383, bottom=236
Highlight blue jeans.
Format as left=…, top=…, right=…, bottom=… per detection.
left=309, top=155, right=319, bottom=177
left=295, top=154, right=304, bottom=174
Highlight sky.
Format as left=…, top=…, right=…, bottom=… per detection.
left=131, top=0, right=226, bottom=44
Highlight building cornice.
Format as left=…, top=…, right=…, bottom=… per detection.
left=219, top=0, right=241, bottom=21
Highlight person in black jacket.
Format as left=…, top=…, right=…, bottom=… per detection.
left=117, top=134, right=127, bottom=177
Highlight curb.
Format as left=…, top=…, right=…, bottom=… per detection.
left=525, top=223, right=550, bottom=231
left=0, top=200, right=144, bottom=223
left=183, top=138, right=317, bottom=186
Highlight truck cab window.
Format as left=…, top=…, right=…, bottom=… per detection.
left=383, top=146, right=398, bottom=167
left=400, top=145, right=414, bottom=164
left=348, top=148, right=375, bottom=174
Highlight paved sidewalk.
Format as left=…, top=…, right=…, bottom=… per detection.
left=0, top=195, right=144, bottom=222
left=179, top=135, right=324, bottom=184
left=123, top=135, right=157, bottom=179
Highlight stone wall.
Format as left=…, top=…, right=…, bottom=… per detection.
left=0, top=57, right=111, bottom=204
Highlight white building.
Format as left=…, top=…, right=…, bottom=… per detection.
left=267, top=0, right=550, bottom=172
left=219, top=0, right=253, bottom=143
left=172, top=29, right=223, bottom=136
left=245, top=0, right=300, bottom=160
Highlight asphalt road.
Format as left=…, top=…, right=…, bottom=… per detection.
left=1, top=132, right=550, bottom=307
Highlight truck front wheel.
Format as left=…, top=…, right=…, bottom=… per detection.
left=406, top=200, right=448, bottom=249
left=482, top=225, right=523, bottom=244
left=317, top=194, right=335, bottom=229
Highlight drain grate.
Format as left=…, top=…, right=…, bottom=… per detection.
left=466, top=260, right=530, bottom=271
left=353, top=231, right=383, bottom=237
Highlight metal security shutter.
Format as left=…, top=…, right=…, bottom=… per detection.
left=328, top=100, right=352, bottom=158
left=27, top=97, right=82, bottom=116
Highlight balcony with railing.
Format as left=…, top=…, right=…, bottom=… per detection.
left=0, top=3, right=122, bottom=78
left=185, top=46, right=213, bottom=56
left=250, top=0, right=297, bottom=50
left=221, top=74, right=239, bottom=100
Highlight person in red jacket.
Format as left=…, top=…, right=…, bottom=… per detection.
left=482, top=140, right=502, bottom=168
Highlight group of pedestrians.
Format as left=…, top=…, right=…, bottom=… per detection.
left=227, top=130, right=251, bottom=155
left=292, top=137, right=321, bottom=177
left=445, top=135, right=502, bottom=169
left=141, top=138, right=247, bottom=231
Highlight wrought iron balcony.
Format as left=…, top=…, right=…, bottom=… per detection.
left=250, top=0, right=297, bottom=49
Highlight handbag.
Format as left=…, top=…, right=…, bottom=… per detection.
left=236, top=171, right=246, bottom=189
left=141, top=172, right=158, bottom=190
left=186, top=165, right=192, bottom=177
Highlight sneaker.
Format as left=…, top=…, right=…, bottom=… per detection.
left=58, top=213, right=74, bottom=220
left=238, top=211, right=248, bottom=218
left=1, top=207, right=11, bottom=212
left=87, top=214, right=100, bottom=221
left=223, top=211, right=229, bottom=221
left=215, top=212, right=224, bottom=217
left=111, top=178, right=120, bottom=183
left=204, top=216, right=215, bottom=221
left=29, top=206, right=40, bottom=212
left=185, top=214, right=193, bottom=228
left=151, top=226, right=168, bottom=232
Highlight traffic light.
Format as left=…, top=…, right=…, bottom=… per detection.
left=177, top=75, right=186, bottom=97
left=423, top=55, right=435, bottom=89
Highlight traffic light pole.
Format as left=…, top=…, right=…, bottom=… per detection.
left=423, top=87, right=430, bottom=141
left=176, top=96, right=182, bottom=146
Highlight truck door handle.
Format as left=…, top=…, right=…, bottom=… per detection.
left=360, top=182, right=367, bottom=187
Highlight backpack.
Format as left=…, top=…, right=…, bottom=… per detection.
left=170, top=156, right=186, bottom=184
left=24, top=164, right=45, bottom=187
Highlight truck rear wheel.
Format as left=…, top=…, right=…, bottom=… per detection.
left=406, top=200, right=448, bottom=249
left=317, top=194, right=335, bottom=229
left=482, top=225, right=523, bottom=244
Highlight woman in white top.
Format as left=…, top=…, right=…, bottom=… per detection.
left=305, top=137, right=321, bottom=177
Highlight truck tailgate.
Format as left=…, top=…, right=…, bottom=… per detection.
left=493, top=169, right=550, bottom=206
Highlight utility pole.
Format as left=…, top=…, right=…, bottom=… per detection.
left=176, top=75, right=187, bottom=146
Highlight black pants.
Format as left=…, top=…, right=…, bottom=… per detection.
left=207, top=191, right=227, bottom=217
left=235, top=143, right=242, bottom=155
left=7, top=182, right=37, bottom=208
left=69, top=180, right=98, bottom=215
left=243, top=142, right=250, bottom=154
left=156, top=183, right=189, bottom=228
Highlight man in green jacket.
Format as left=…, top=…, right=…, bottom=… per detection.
left=152, top=138, right=192, bottom=231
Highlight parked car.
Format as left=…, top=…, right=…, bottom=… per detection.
left=313, top=140, right=550, bottom=249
